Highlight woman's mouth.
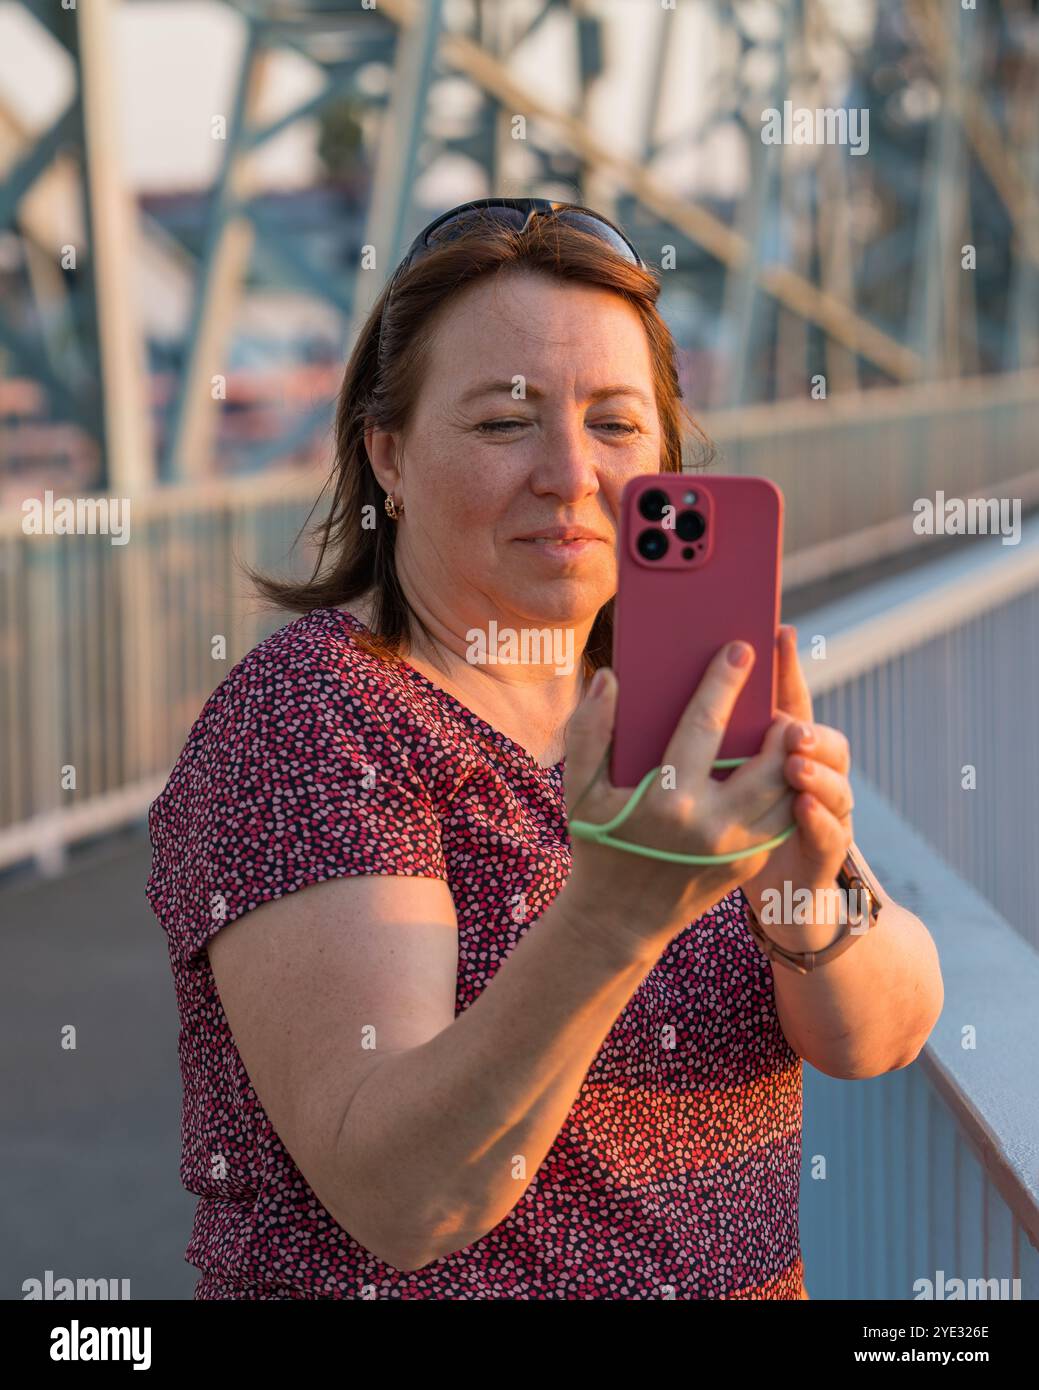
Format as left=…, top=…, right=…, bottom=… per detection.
left=515, top=537, right=603, bottom=555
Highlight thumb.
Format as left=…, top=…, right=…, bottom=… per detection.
left=564, top=666, right=617, bottom=819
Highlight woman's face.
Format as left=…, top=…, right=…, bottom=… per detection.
left=375, top=270, right=664, bottom=635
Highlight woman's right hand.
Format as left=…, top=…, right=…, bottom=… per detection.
left=562, top=641, right=796, bottom=955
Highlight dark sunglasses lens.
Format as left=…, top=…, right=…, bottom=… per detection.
left=557, top=211, right=640, bottom=264
left=424, top=206, right=528, bottom=248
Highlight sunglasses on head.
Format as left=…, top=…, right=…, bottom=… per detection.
left=377, top=197, right=647, bottom=358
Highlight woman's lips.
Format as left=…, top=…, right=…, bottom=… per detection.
left=514, top=537, right=604, bottom=557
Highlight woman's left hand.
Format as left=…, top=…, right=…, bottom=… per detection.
left=740, top=625, right=854, bottom=910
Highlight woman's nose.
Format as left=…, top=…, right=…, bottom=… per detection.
left=534, top=418, right=601, bottom=493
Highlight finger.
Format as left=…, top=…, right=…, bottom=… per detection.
left=743, top=783, right=800, bottom=837
left=775, top=625, right=813, bottom=723
left=731, top=716, right=802, bottom=836
left=563, top=667, right=617, bottom=818
left=662, top=641, right=757, bottom=790
left=718, top=711, right=796, bottom=816
left=792, top=793, right=852, bottom=876
left=783, top=755, right=855, bottom=821
left=709, top=713, right=802, bottom=857
left=749, top=709, right=798, bottom=767
left=784, top=720, right=851, bottom=774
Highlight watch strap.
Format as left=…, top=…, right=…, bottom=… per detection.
left=745, top=846, right=882, bottom=975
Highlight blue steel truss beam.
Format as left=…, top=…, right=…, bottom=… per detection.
left=241, top=203, right=355, bottom=317
left=0, top=4, right=114, bottom=478
left=0, top=104, right=78, bottom=231
left=242, top=69, right=375, bottom=152
left=160, top=4, right=398, bottom=479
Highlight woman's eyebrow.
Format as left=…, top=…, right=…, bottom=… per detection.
left=458, top=380, right=653, bottom=406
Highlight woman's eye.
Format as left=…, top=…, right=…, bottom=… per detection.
left=476, top=418, right=639, bottom=435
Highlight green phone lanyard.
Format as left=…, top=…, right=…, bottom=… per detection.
left=568, top=756, right=798, bottom=865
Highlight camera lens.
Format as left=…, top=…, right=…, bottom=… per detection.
left=637, top=528, right=668, bottom=561
left=638, top=488, right=670, bottom=522
left=675, top=509, right=705, bottom=543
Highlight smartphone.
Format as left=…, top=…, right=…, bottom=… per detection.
left=609, top=473, right=784, bottom=788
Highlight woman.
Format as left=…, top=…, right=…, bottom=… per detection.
left=146, top=199, right=943, bottom=1300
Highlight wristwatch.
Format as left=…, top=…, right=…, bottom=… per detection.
left=745, top=845, right=883, bottom=976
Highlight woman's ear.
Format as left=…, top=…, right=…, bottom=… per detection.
left=365, top=427, right=402, bottom=496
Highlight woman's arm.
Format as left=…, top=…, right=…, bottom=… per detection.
left=208, top=871, right=669, bottom=1273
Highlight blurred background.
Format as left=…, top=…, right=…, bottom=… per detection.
left=2, top=0, right=1038, bottom=1301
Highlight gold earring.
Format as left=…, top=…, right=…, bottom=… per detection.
left=384, top=494, right=404, bottom=520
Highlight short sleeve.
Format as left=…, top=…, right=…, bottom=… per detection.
left=146, top=649, right=448, bottom=971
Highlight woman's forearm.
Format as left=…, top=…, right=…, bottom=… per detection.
left=331, top=888, right=671, bottom=1271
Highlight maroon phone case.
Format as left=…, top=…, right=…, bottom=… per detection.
left=609, top=474, right=784, bottom=788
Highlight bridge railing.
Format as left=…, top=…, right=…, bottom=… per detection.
left=703, top=368, right=1039, bottom=589
left=0, top=468, right=325, bottom=872
left=796, top=522, right=1039, bottom=1299
left=803, top=521, right=1039, bottom=954
left=802, top=778, right=1039, bottom=1301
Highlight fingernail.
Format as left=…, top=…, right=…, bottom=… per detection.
left=798, top=723, right=814, bottom=744
left=589, top=668, right=608, bottom=698
left=728, top=642, right=751, bottom=668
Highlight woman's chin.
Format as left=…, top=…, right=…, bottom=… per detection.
left=506, top=547, right=614, bottom=608
left=498, top=595, right=607, bottom=632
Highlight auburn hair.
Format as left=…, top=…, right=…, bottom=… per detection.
left=243, top=214, right=714, bottom=677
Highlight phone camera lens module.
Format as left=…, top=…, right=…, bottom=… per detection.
left=638, top=488, right=670, bottom=522
left=675, top=509, right=705, bottom=543
left=637, top=528, right=669, bottom=561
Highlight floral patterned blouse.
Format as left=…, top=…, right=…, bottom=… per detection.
left=145, top=605, right=805, bottom=1299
